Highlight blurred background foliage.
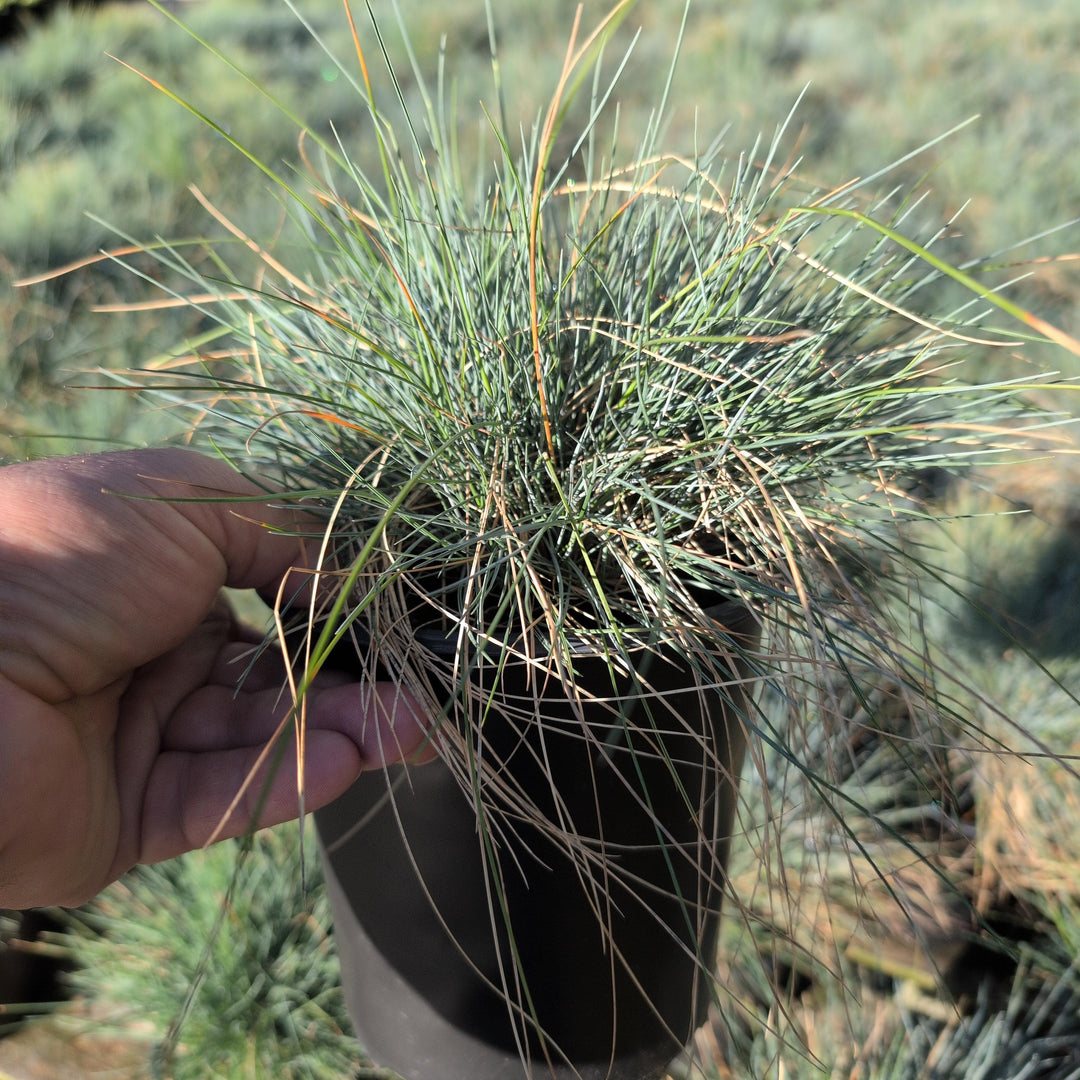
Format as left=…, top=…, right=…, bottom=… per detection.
left=2, top=1, right=1080, bottom=1077
left=2, top=0, right=1079, bottom=457
left=62, top=822, right=366, bottom=1080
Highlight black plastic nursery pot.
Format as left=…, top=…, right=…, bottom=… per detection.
left=316, top=602, right=757, bottom=1080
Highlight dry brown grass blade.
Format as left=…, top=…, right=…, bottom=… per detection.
left=186, top=184, right=317, bottom=298
left=92, top=293, right=248, bottom=312
left=13, top=244, right=148, bottom=287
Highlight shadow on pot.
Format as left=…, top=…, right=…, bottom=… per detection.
left=0, top=909, right=72, bottom=1033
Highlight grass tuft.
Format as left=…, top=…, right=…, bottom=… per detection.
left=61, top=822, right=366, bottom=1080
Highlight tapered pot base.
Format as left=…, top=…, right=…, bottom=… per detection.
left=321, top=836, right=672, bottom=1080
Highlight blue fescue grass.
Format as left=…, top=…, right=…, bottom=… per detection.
left=61, top=822, right=367, bottom=1080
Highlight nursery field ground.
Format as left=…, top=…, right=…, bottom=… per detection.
left=3, top=0, right=1080, bottom=1077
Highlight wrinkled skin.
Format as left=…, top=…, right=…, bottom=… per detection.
left=0, top=449, right=430, bottom=909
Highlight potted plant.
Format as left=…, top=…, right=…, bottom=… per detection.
left=110, top=2, right=1076, bottom=1077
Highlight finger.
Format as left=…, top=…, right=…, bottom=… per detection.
left=204, top=627, right=371, bottom=695
left=137, top=729, right=360, bottom=865
left=161, top=676, right=432, bottom=763
left=107, top=447, right=318, bottom=594
left=157, top=618, right=430, bottom=760
left=139, top=684, right=435, bottom=866
left=204, top=638, right=293, bottom=695
left=304, top=681, right=438, bottom=768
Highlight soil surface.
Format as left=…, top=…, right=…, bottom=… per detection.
left=0, top=1001, right=149, bottom=1080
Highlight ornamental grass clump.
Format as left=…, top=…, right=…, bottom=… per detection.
left=100, top=0, right=1080, bottom=1075
left=123, top=0, right=1067, bottom=685
left=62, top=823, right=366, bottom=1080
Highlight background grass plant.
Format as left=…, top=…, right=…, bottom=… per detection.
left=62, top=822, right=367, bottom=1080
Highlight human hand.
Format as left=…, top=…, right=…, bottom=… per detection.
left=0, top=448, right=429, bottom=909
